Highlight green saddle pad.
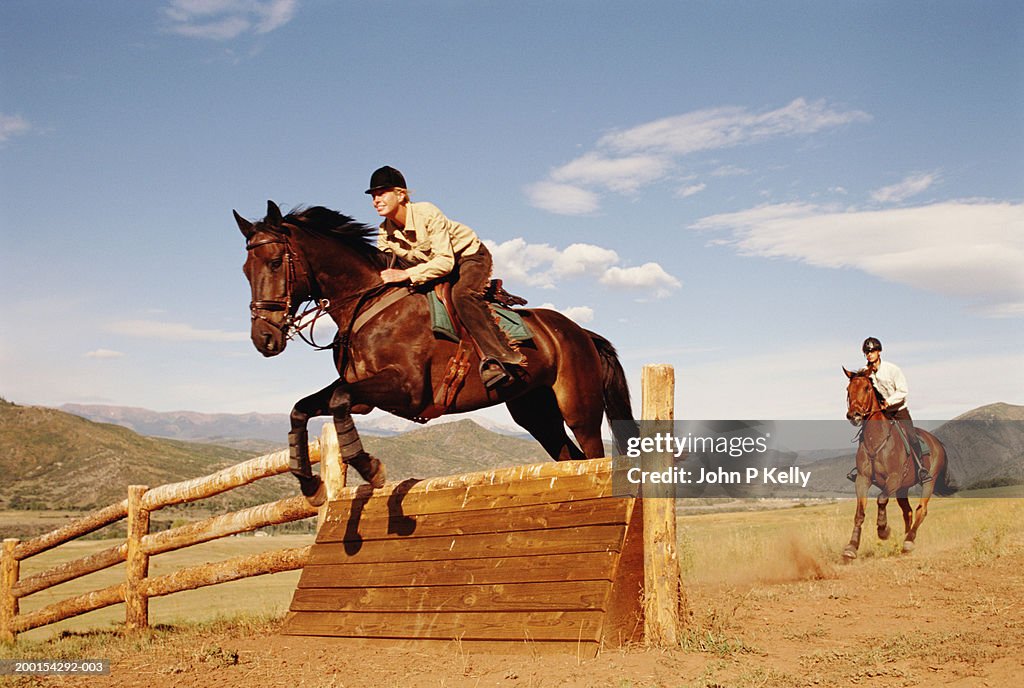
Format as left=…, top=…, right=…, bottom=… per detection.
left=426, top=292, right=532, bottom=344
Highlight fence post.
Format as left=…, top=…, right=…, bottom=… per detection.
left=1, top=538, right=19, bottom=643
left=125, top=485, right=150, bottom=632
left=317, top=421, right=345, bottom=530
left=641, top=364, right=681, bottom=646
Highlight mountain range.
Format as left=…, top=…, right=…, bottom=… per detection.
left=60, top=403, right=526, bottom=442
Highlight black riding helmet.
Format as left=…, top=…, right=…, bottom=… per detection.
left=862, top=337, right=882, bottom=354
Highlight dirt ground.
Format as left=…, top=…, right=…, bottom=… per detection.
left=15, top=535, right=1023, bottom=688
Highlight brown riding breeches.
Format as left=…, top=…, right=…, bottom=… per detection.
left=889, top=406, right=924, bottom=457
left=451, top=244, right=523, bottom=366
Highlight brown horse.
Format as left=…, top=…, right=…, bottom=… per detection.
left=842, top=368, right=954, bottom=559
left=235, top=201, right=637, bottom=503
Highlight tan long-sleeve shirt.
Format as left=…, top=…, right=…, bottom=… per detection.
left=377, top=201, right=481, bottom=285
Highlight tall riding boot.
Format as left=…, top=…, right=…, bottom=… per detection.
left=453, top=247, right=525, bottom=388
left=895, top=411, right=930, bottom=484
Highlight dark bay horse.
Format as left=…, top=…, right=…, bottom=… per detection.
left=842, top=368, right=954, bottom=559
left=235, top=201, right=637, bottom=503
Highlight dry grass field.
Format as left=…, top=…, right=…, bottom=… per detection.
left=2, top=493, right=1022, bottom=687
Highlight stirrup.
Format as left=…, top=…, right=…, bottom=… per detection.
left=846, top=467, right=858, bottom=483
left=480, top=360, right=513, bottom=390
left=918, top=468, right=933, bottom=484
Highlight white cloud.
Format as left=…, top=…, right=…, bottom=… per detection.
left=85, top=349, right=125, bottom=359
left=487, top=238, right=680, bottom=299
left=162, top=0, right=298, bottom=40
left=108, top=319, right=249, bottom=342
left=600, top=263, right=682, bottom=298
left=690, top=200, right=1024, bottom=315
left=523, top=182, right=600, bottom=215
left=677, top=183, right=706, bottom=198
left=487, top=238, right=619, bottom=288
left=599, top=98, right=870, bottom=157
left=0, top=114, right=31, bottom=142
left=537, top=303, right=595, bottom=324
left=528, top=98, right=870, bottom=214
left=549, top=153, right=672, bottom=194
left=870, top=172, right=939, bottom=203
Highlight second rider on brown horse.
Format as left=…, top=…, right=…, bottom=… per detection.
left=848, top=336, right=931, bottom=484
left=367, top=165, right=526, bottom=390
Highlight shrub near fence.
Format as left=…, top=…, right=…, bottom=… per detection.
left=0, top=423, right=344, bottom=643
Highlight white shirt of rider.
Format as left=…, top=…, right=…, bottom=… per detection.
left=870, top=359, right=909, bottom=408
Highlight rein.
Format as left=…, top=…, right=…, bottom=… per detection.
left=246, top=232, right=406, bottom=352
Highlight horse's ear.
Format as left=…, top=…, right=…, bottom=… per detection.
left=266, top=200, right=283, bottom=228
left=234, top=210, right=255, bottom=239
left=843, top=367, right=855, bottom=379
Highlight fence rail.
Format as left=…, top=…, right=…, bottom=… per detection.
left=0, top=423, right=340, bottom=642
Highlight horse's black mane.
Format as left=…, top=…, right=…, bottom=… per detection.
left=280, top=206, right=388, bottom=268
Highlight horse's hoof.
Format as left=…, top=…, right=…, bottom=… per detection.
left=902, top=540, right=915, bottom=553
left=842, top=547, right=858, bottom=561
left=878, top=526, right=891, bottom=541
left=304, top=480, right=327, bottom=507
left=349, top=454, right=387, bottom=489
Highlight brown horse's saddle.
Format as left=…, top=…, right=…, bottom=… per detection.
left=427, top=280, right=532, bottom=344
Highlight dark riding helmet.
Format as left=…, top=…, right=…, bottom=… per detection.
left=365, top=165, right=407, bottom=194
left=862, top=337, right=883, bottom=354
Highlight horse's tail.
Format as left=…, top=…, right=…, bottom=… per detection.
left=586, top=330, right=638, bottom=454
left=932, top=444, right=957, bottom=497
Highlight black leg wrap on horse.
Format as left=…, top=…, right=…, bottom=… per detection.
left=288, top=429, right=311, bottom=476
left=334, top=414, right=386, bottom=488
left=288, top=428, right=324, bottom=500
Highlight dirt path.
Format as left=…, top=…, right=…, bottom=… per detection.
left=23, top=538, right=1022, bottom=688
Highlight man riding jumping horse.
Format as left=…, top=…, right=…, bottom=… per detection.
left=848, top=337, right=931, bottom=484
left=367, top=165, right=526, bottom=389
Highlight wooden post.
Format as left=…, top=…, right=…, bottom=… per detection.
left=641, top=364, right=681, bottom=646
left=317, top=421, right=345, bottom=530
left=1, top=538, right=19, bottom=643
left=125, top=485, right=150, bottom=632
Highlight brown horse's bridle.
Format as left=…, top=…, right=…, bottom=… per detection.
left=245, top=229, right=397, bottom=351
left=847, top=377, right=895, bottom=458
left=245, top=233, right=310, bottom=340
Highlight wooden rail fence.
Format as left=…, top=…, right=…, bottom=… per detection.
left=0, top=423, right=342, bottom=643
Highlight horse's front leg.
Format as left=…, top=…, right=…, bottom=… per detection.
left=843, top=472, right=870, bottom=561
left=328, top=367, right=416, bottom=489
left=876, top=494, right=891, bottom=540
left=289, top=382, right=342, bottom=506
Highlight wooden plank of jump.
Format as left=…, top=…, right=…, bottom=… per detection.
left=306, top=523, right=627, bottom=565
left=290, top=580, right=611, bottom=612
left=316, top=496, right=629, bottom=543
left=281, top=609, right=606, bottom=643
left=298, top=550, right=621, bottom=588
left=319, top=470, right=617, bottom=523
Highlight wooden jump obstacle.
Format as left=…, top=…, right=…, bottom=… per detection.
left=282, top=364, right=681, bottom=655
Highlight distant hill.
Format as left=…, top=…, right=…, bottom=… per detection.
left=936, top=403, right=1024, bottom=489
left=0, top=398, right=281, bottom=512
left=60, top=403, right=528, bottom=441
left=1, top=401, right=549, bottom=518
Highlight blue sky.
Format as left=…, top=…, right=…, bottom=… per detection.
left=1, top=1, right=1022, bottom=427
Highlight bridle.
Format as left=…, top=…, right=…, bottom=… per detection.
left=245, top=233, right=310, bottom=339
left=245, top=229, right=398, bottom=351
left=847, top=375, right=894, bottom=458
